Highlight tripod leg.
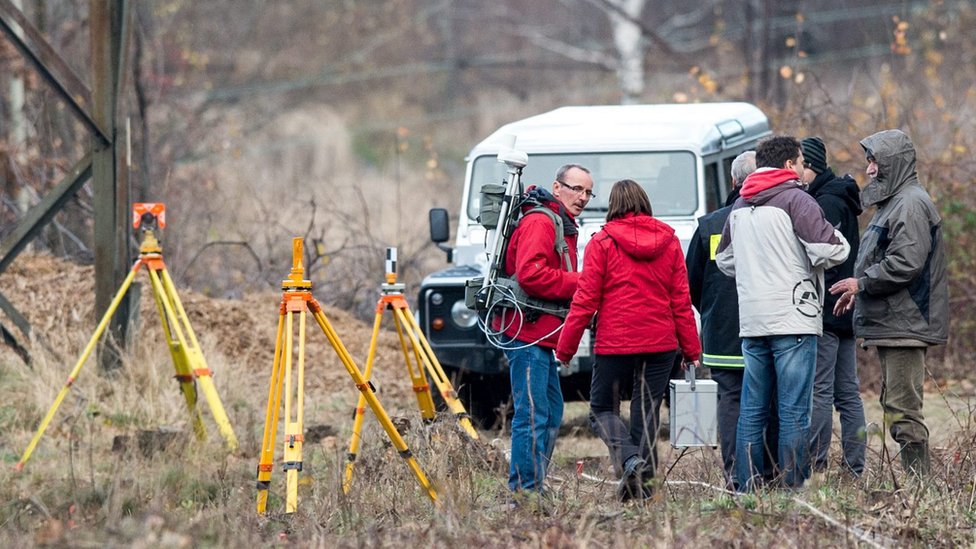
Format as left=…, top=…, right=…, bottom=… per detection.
left=146, top=267, right=207, bottom=441
left=157, top=268, right=239, bottom=450
left=397, top=307, right=480, bottom=440
left=282, top=308, right=304, bottom=514
left=391, top=311, right=436, bottom=422
left=308, top=299, right=438, bottom=503
left=15, top=262, right=142, bottom=470
left=342, top=308, right=383, bottom=494
left=257, top=305, right=287, bottom=515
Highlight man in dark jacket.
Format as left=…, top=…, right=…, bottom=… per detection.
left=831, top=130, right=948, bottom=477
left=686, top=151, right=778, bottom=488
left=801, top=137, right=867, bottom=477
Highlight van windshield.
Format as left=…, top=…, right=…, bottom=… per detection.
left=468, top=151, right=697, bottom=220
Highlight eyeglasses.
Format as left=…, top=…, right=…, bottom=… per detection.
left=556, top=180, right=596, bottom=199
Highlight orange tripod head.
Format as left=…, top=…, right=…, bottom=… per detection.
left=133, top=203, right=166, bottom=230
left=133, top=203, right=166, bottom=253
left=283, top=238, right=312, bottom=290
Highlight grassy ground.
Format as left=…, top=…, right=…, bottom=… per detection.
left=0, top=256, right=974, bottom=547
left=2, top=352, right=974, bottom=547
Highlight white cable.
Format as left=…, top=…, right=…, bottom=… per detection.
left=478, top=281, right=564, bottom=350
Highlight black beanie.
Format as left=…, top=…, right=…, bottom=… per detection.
left=801, top=137, right=827, bottom=175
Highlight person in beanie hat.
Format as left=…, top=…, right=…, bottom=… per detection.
left=801, top=137, right=867, bottom=478
left=800, top=137, right=828, bottom=179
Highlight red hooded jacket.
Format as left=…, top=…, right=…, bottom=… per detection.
left=493, top=200, right=580, bottom=349
left=556, top=213, right=701, bottom=363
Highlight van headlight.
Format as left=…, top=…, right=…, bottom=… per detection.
left=451, top=300, right=478, bottom=328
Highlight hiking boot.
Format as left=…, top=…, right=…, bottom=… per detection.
left=617, top=456, right=646, bottom=502
left=900, top=441, right=930, bottom=477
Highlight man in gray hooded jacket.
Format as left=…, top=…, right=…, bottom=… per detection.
left=831, top=129, right=948, bottom=477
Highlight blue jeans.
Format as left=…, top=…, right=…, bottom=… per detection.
left=810, top=332, right=866, bottom=475
left=711, top=367, right=780, bottom=488
left=736, top=335, right=817, bottom=490
left=506, top=345, right=563, bottom=491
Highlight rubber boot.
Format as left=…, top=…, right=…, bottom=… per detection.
left=900, top=441, right=930, bottom=477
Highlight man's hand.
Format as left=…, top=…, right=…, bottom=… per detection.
left=829, top=277, right=859, bottom=316
left=682, top=359, right=701, bottom=370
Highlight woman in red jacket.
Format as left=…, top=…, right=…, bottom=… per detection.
left=556, top=179, right=701, bottom=501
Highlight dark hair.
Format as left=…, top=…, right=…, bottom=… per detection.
left=607, top=179, right=653, bottom=221
left=555, top=163, right=590, bottom=181
left=755, top=135, right=802, bottom=169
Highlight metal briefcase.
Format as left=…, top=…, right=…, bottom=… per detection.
left=668, top=364, right=718, bottom=448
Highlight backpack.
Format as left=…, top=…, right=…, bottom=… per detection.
left=472, top=184, right=573, bottom=319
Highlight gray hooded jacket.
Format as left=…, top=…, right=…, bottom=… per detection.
left=855, top=130, right=948, bottom=345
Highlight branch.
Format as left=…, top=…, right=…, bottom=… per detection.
left=514, top=24, right=616, bottom=69
left=177, top=240, right=262, bottom=282
left=588, top=0, right=678, bottom=56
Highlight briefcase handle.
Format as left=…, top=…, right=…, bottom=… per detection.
left=684, top=361, right=697, bottom=391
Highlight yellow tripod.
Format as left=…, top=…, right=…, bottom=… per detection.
left=342, top=247, right=478, bottom=494
left=256, top=239, right=438, bottom=515
left=15, top=203, right=238, bottom=471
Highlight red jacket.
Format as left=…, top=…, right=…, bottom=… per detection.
left=493, top=200, right=580, bottom=349
left=556, top=213, right=701, bottom=363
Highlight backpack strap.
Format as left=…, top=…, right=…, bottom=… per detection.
left=520, top=206, right=574, bottom=272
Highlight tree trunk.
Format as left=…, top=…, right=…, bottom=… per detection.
left=608, top=0, right=647, bottom=105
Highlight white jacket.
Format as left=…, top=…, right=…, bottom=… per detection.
left=716, top=169, right=850, bottom=337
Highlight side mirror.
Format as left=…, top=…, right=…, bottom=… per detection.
left=428, top=208, right=453, bottom=262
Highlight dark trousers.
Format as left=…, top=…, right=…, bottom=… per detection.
left=810, top=332, right=866, bottom=475
left=711, top=367, right=780, bottom=488
left=878, top=346, right=929, bottom=446
left=589, top=350, right=676, bottom=479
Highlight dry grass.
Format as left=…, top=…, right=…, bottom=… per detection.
left=0, top=255, right=974, bottom=547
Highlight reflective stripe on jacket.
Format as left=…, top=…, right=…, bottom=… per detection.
left=686, top=201, right=744, bottom=369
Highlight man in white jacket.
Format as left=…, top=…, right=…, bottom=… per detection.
left=716, top=135, right=850, bottom=490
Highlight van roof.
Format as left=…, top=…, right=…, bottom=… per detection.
left=469, top=102, right=770, bottom=157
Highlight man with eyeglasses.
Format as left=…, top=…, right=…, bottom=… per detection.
left=499, top=163, right=593, bottom=501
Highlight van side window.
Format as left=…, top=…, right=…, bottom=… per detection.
left=704, top=162, right=721, bottom=212
left=722, top=156, right=736, bottom=201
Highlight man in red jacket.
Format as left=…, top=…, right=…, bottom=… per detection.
left=499, top=163, right=593, bottom=496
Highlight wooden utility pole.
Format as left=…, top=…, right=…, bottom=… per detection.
left=0, top=0, right=132, bottom=368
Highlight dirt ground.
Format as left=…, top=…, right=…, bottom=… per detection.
left=0, top=252, right=421, bottom=409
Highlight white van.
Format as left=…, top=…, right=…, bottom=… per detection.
left=420, top=102, right=770, bottom=427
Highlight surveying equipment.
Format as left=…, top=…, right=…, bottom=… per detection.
left=463, top=135, right=571, bottom=348
left=256, top=239, right=438, bottom=515
left=342, top=248, right=478, bottom=495
left=14, top=203, right=239, bottom=471
left=468, top=134, right=528, bottom=313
